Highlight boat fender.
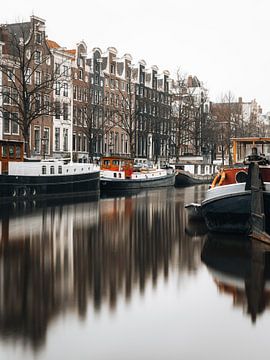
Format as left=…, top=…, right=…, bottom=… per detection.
left=218, top=171, right=226, bottom=186
left=211, top=173, right=221, bottom=188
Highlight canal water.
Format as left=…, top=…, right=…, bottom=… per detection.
left=0, top=185, right=270, bottom=360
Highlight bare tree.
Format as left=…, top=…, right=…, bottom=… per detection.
left=0, top=19, right=66, bottom=156
left=211, top=91, right=242, bottom=164
left=170, top=71, right=201, bottom=161
left=74, top=88, right=121, bottom=161
left=114, top=74, right=138, bottom=158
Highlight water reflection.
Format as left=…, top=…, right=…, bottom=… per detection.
left=0, top=187, right=206, bottom=351
left=201, top=234, right=270, bottom=323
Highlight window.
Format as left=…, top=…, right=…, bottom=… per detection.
left=84, top=89, right=88, bottom=102
left=77, top=108, right=82, bottom=124
left=55, top=82, right=60, bottom=95
left=63, top=128, right=68, bottom=151
left=63, top=103, right=69, bottom=120
left=82, top=135, right=86, bottom=152
left=11, top=88, right=18, bottom=105
left=44, top=128, right=50, bottom=155
left=26, top=68, right=31, bottom=84
left=110, top=63, right=115, bottom=74
left=78, top=88, right=82, bottom=101
left=3, top=112, right=10, bottom=134
left=35, top=71, right=41, bottom=85
left=3, top=87, right=10, bottom=104
left=55, top=63, right=60, bottom=75
left=9, top=146, right=15, bottom=158
left=34, top=127, right=40, bottom=153
left=11, top=113, right=19, bottom=134
left=2, top=145, right=7, bottom=158
left=73, top=86, right=77, bottom=99
left=50, top=166, right=55, bottom=174
left=16, top=145, right=21, bottom=159
left=35, top=93, right=41, bottom=112
left=35, top=32, right=42, bottom=44
left=63, top=65, right=68, bottom=77
left=63, top=83, right=68, bottom=97
left=55, top=127, right=60, bottom=151
left=55, top=102, right=60, bottom=119
left=77, top=134, right=81, bottom=151
left=34, top=50, right=41, bottom=64
left=58, top=166, right=62, bottom=174
left=44, top=95, right=50, bottom=113
left=42, top=165, right=46, bottom=174
left=79, top=70, right=83, bottom=80
left=7, top=69, right=15, bottom=82
left=73, top=133, right=76, bottom=151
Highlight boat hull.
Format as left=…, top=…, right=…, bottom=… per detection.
left=100, top=173, right=175, bottom=191
left=175, top=171, right=212, bottom=187
left=0, top=171, right=100, bottom=203
left=201, top=186, right=270, bottom=234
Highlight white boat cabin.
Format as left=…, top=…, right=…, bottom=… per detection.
left=100, top=156, right=168, bottom=180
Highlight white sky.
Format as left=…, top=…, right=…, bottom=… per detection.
left=1, top=0, right=270, bottom=111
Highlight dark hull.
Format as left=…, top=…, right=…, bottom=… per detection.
left=0, top=171, right=100, bottom=203
left=201, top=192, right=270, bottom=234
left=100, top=173, right=175, bottom=192
left=175, top=172, right=212, bottom=187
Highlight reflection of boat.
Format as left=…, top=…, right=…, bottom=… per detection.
left=187, top=138, right=270, bottom=234
left=174, top=157, right=217, bottom=187
left=201, top=234, right=270, bottom=322
left=0, top=140, right=100, bottom=202
left=100, top=156, right=175, bottom=192
left=185, top=202, right=203, bottom=220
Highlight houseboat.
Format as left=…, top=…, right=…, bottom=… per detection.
left=187, top=138, right=270, bottom=234
left=174, top=156, right=217, bottom=187
left=0, top=140, right=100, bottom=202
left=100, top=156, right=175, bottom=192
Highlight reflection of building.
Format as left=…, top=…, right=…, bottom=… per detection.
left=0, top=190, right=204, bottom=350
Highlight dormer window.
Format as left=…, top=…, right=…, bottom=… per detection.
left=110, top=63, right=115, bottom=74
left=35, top=32, right=42, bottom=44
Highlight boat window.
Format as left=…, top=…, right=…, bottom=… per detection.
left=42, top=165, right=46, bottom=174
left=112, top=160, right=119, bottom=165
left=16, top=145, right=21, bottom=159
left=194, top=165, right=198, bottom=175
left=50, top=166, right=55, bottom=174
left=58, top=166, right=62, bottom=174
left=9, top=146, right=14, bottom=158
left=2, top=145, right=7, bottom=158
left=103, top=160, right=110, bottom=166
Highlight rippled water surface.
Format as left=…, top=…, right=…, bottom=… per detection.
left=0, top=185, right=270, bottom=360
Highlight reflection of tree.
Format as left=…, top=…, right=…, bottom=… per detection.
left=201, top=235, right=270, bottom=323
left=0, top=190, right=205, bottom=350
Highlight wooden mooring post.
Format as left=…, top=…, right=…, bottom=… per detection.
left=246, top=160, right=270, bottom=244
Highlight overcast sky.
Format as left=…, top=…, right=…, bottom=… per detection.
left=1, top=0, right=270, bottom=111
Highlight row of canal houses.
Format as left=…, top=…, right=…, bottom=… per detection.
left=0, top=15, right=209, bottom=163
left=4, top=15, right=265, bottom=164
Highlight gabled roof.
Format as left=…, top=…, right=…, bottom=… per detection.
left=66, top=49, right=76, bottom=55
left=46, top=39, right=61, bottom=49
